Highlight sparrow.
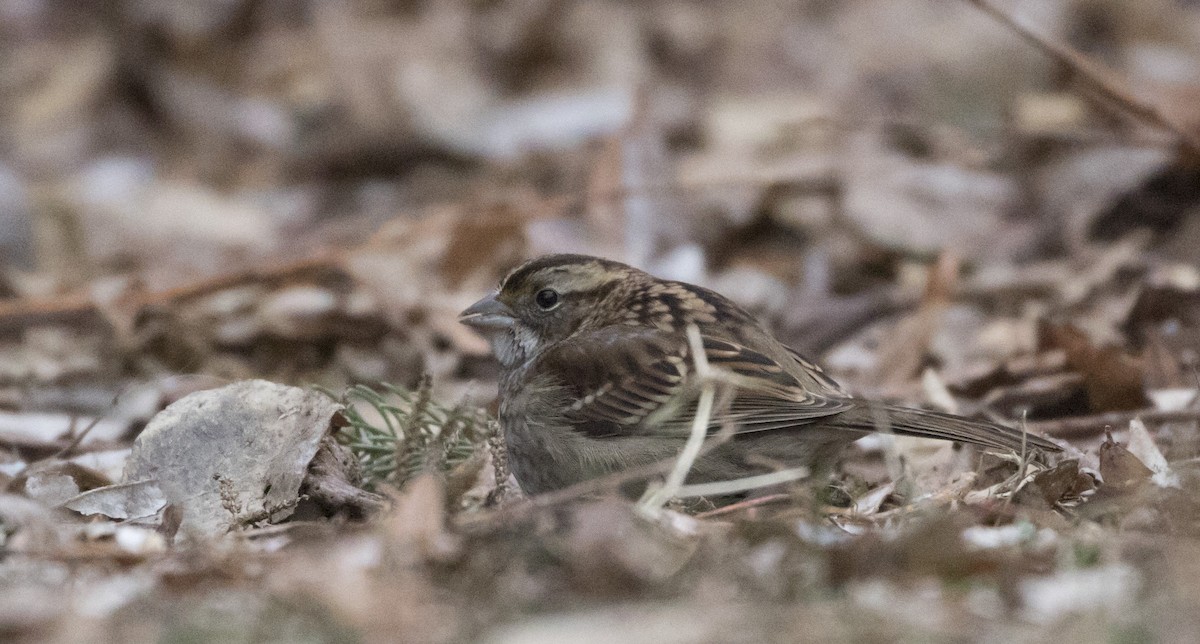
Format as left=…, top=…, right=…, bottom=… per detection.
left=460, top=254, right=1059, bottom=496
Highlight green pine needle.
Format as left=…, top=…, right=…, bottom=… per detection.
left=318, top=379, right=492, bottom=490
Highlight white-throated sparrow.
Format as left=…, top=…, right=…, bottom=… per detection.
left=460, top=254, right=1059, bottom=495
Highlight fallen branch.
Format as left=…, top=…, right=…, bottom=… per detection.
left=0, top=253, right=345, bottom=337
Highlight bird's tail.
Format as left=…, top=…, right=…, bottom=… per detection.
left=828, top=402, right=1061, bottom=455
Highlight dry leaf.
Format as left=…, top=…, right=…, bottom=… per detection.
left=1098, top=433, right=1153, bottom=493
left=1039, top=321, right=1149, bottom=412
left=122, top=380, right=342, bottom=537
left=1125, top=418, right=1180, bottom=489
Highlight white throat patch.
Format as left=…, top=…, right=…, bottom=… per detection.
left=491, top=324, right=542, bottom=368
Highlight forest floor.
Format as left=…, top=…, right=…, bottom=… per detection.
left=2, top=1, right=1200, bottom=642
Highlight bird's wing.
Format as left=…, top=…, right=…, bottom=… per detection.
left=532, top=326, right=853, bottom=438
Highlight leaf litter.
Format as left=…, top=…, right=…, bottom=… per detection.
left=2, top=0, right=1200, bottom=642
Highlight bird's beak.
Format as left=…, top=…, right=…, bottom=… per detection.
left=459, top=292, right=515, bottom=330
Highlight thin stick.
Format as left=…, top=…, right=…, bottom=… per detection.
left=693, top=493, right=791, bottom=519
left=51, top=414, right=106, bottom=460
left=1004, top=410, right=1031, bottom=509
left=637, top=325, right=714, bottom=514
left=965, top=0, right=1200, bottom=155
left=675, top=466, right=809, bottom=499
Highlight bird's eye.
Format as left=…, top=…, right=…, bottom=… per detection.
left=534, top=288, right=561, bottom=310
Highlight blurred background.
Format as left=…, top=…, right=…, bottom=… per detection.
left=1, top=0, right=1199, bottom=405
left=5, top=2, right=1200, bottom=641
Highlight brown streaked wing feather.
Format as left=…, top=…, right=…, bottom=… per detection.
left=533, top=327, right=686, bottom=437
left=781, top=345, right=845, bottom=394
left=532, top=327, right=854, bottom=438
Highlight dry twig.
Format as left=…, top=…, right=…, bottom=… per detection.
left=965, top=0, right=1200, bottom=154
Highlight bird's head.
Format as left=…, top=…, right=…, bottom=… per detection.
left=459, top=254, right=642, bottom=367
